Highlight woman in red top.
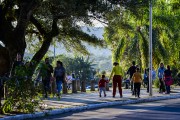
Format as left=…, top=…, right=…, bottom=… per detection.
left=98, top=75, right=108, bottom=97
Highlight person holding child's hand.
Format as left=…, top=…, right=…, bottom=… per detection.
left=109, top=62, right=123, bottom=98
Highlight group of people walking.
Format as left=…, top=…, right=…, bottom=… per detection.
left=98, top=61, right=173, bottom=98
left=12, top=54, right=70, bottom=99
left=12, top=53, right=173, bottom=99
left=158, top=63, right=173, bottom=94
left=38, top=58, right=66, bottom=99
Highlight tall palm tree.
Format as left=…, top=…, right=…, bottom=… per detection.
left=104, top=0, right=179, bottom=70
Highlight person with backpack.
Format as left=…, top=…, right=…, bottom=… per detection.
left=127, top=61, right=137, bottom=95
left=158, top=63, right=166, bottom=93
left=164, top=65, right=173, bottom=94
left=109, top=62, right=123, bottom=98
left=132, top=68, right=142, bottom=98
left=54, top=61, right=65, bottom=99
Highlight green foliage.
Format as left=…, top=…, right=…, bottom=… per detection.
left=24, top=0, right=120, bottom=55
left=1, top=66, right=39, bottom=114
left=53, top=55, right=96, bottom=81
left=104, top=0, right=180, bottom=70
left=171, top=63, right=180, bottom=85
left=153, top=79, right=159, bottom=88
left=101, top=71, right=106, bottom=75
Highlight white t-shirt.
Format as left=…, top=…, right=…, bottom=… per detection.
left=67, top=75, right=72, bottom=83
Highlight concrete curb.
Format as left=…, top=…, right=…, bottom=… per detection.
left=1, top=94, right=180, bottom=120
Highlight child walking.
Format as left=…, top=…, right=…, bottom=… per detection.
left=132, top=68, right=142, bottom=98
left=98, top=75, right=108, bottom=97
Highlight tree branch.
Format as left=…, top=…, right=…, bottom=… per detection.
left=26, top=29, right=39, bottom=34
left=30, top=16, right=47, bottom=36
left=30, top=18, right=59, bottom=75
left=29, top=37, right=53, bottom=77
left=54, top=14, right=68, bottom=20
left=64, top=27, right=104, bottom=47
left=1, top=0, right=15, bottom=15
left=49, top=18, right=59, bottom=37
left=88, top=15, right=108, bottom=25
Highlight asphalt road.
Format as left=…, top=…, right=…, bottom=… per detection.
left=36, top=98, right=180, bottom=120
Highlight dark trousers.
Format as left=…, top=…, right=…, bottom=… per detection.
left=113, top=75, right=122, bottom=97
left=147, top=81, right=149, bottom=92
left=134, top=83, right=141, bottom=97
left=42, top=80, right=50, bottom=98
left=131, top=81, right=134, bottom=92
left=165, top=85, right=170, bottom=94
left=159, top=78, right=165, bottom=92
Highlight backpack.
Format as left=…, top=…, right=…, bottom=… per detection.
left=55, top=67, right=65, bottom=78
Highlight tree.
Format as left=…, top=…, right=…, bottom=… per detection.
left=53, top=55, right=95, bottom=92
left=0, top=0, right=123, bottom=76
left=1, top=0, right=126, bottom=113
left=101, top=70, right=106, bottom=75
left=104, top=0, right=180, bottom=70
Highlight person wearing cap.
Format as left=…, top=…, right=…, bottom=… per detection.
left=109, top=62, right=123, bottom=98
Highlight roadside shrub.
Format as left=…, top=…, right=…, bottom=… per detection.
left=1, top=66, right=40, bottom=114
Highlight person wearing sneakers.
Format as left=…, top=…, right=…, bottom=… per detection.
left=132, top=68, right=142, bottom=98
left=109, top=62, right=123, bottom=98
left=98, top=75, right=108, bottom=97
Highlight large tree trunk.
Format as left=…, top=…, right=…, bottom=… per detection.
left=30, top=37, right=53, bottom=74
left=63, top=82, right=68, bottom=94
left=81, top=80, right=86, bottom=92
left=72, top=80, right=77, bottom=93
left=0, top=1, right=58, bottom=77
left=29, top=18, right=59, bottom=75
left=0, top=47, right=11, bottom=76
left=90, top=80, right=95, bottom=91
left=76, top=80, right=81, bottom=91
left=0, top=0, right=39, bottom=76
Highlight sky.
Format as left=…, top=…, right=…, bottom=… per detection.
left=48, top=26, right=111, bottom=57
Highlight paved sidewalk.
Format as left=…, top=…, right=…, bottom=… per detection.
left=42, top=87, right=180, bottom=109
left=1, top=87, right=180, bottom=120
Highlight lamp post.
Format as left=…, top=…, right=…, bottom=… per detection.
left=149, top=0, right=153, bottom=96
